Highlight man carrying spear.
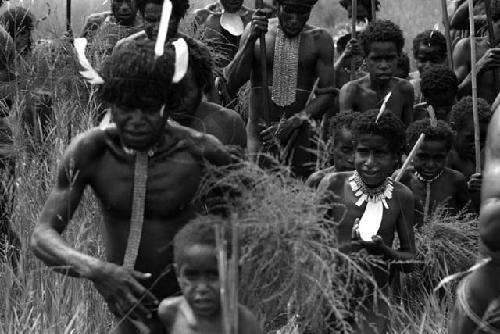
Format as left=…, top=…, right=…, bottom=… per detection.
left=453, top=0, right=500, bottom=104
left=225, top=0, right=337, bottom=179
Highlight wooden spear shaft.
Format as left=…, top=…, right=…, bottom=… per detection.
left=371, top=0, right=377, bottom=21
left=440, top=0, right=455, bottom=70
left=66, top=0, right=72, bottom=36
left=256, top=0, right=270, bottom=124
left=351, top=0, right=358, bottom=80
left=469, top=0, right=482, bottom=173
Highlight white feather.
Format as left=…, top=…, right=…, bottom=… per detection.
left=73, top=38, right=104, bottom=85
left=376, top=92, right=392, bottom=123
left=172, top=38, right=189, bottom=83
left=155, top=0, right=173, bottom=58
left=427, top=105, right=437, bottom=127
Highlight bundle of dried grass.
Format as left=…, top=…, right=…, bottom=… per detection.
left=197, top=162, right=387, bottom=333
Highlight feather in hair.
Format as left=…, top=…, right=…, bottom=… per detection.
left=375, top=91, right=392, bottom=123
left=427, top=105, right=437, bottom=127
left=74, top=38, right=104, bottom=85
left=155, top=0, right=173, bottom=59
left=429, top=23, right=440, bottom=46
left=172, top=38, right=189, bottom=83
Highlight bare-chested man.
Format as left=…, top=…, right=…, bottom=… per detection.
left=448, top=104, right=500, bottom=334
left=339, top=20, right=415, bottom=127
left=30, top=38, right=234, bottom=334
left=225, top=0, right=336, bottom=178
left=453, top=0, right=500, bottom=104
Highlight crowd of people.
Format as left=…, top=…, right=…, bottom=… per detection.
left=0, top=0, right=498, bottom=333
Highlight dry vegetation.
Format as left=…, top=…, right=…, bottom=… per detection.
left=0, top=0, right=480, bottom=333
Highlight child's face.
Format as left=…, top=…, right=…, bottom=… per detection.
left=355, top=134, right=398, bottom=186
left=112, top=0, right=138, bottom=26
left=415, top=43, right=445, bottom=74
left=143, top=3, right=180, bottom=40
left=221, top=0, right=244, bottom=13
left=169, top=68, right=203, bottom=124
left=413, top=139, right=448, bottom=179
left=454, top=121, right=489, bottom=160
left=177, top=245, right=221, bottom=319
left=332, top=127, right=355, bottom=172
left=365, top=41, right=399, bottom=84
left=112, top=96, right=166, bottom=150
left=345, top=2, right=370, bottom=21
left=278, top=4, right=312, bottom=38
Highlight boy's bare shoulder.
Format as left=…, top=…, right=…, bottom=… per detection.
left=444, top=167, right=468, bottom=185
left=394, top=77, right=414, bottom=94
left=158, top=296, right=183, bottom=324
left=393, top=180, right=415, bottom=200
left=318, top=171, right=353, bottom=191
left=238, top=305, right=262, bottom=334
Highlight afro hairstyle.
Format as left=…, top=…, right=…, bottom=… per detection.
left=421, top=64, right=459, bottom=99
left=396, top=52, right=410, bottom=79
left=360, top=20, right=405, bottom=55
left=329, top=111, right=359, bottom=143
left=99, top=38, right=175, bottom=108
left=406, top=119, right=454, bottom=152
left=449, top=96, right=492, bottom=131
left=179, top=34, right=214, bottom=93
left=137, top=0, right=190, bottom=18
left=352, top=109, right=406, bottom=154
left=412, top=29, right=447, bottom=60
left=173, top=215, right=231, bottom=265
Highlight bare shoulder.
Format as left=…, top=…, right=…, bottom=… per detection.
left=305, top=26, right=334, bottom=48
left=445, top=167, right=467, bottom=184
left=238, top=305, right=262, bottom=334
left=63, top=127, right=109, bottom=167
left=395, top=77, right=414, bottom=94
left=393, top=180, right=414, bottom=202
left=340, top=78, right=362, bottom=93
left=454, top=36, right=471, bottom=54
left=158, top=296, right=183, bottom=329
left=318, top=171, right=352, bottom=192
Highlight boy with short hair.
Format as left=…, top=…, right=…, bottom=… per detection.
left=339, top=20, right=415, bottom=127
left=400, top=119, right=473, bottom=221
left=306, top=112, right=357, bottom=188
left=158, top=216, right=263, bottom=334
left=410, top=29, right=447, bottom=104
left=414, top=64, right=459, bottom=121
left=318, top=109, right=415, bottom=334
left=448, top=96, right=492, bottom=210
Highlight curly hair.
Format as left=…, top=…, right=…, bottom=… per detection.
left=396, top=52, right=410, bottom=79
left=99, top=38, right=175, bottom=107
left=449, top=96, right=492, bottom=131
left=360, top=20, right=405, bottom=55
left=406, top=119, right=454, bottom=151
left=330, top=111, right=358, bottom=141
left=352, top=109, right=406, bottom=154
left=0, top=6, right=34, bottom=52
left=182, top=34, right=214, bottom=93
left=137, top=0, right=190, bottom=17
left=173, top=215, right=230, bottom=265
left=412, top=29, right=447, bottom=60
left=421, top=65, right=458, bottom=99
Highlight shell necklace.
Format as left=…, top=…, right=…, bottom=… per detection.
left=349, top=171, right=394, bottom=241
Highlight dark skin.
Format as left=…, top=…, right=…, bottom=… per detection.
left=449, top=105, right=500, bottom=334
left=453, top=17, right=500, bottom=104
left=411, top=43, right=447, bottom=104
left=158, top=245, right=262, bottom=334
left=30, top=99, right=233, bottom=334
left=400, top=140, right=473, bottom=217
left=334, top=38, right=365, bottom=88
left=339, top=41, right=415, bottom=127
left=318, top=134, right=415, bottom=334
left=225, top=4, right=336, bottom=166
left=194, top=1, right=254, bottom=69
left=81, top=0, right=140, bottom=38
left=306, top=126, right=355, bottom=188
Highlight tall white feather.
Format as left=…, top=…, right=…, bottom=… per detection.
left=74, top=38, right=104, bottom=85
left=376, top=91, right=392, bottom=123
left=172, top=38, right=189, bottom=83
left=155, top=0, right=173, bottom=59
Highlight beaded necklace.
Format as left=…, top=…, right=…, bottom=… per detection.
left=272, top=25, right=301, bottom=107
left=349, top=171, right=394, bottom=241
left=415, top=169, right=444, bottom=219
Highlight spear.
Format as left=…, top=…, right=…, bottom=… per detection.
left=469, top=0, right=482, bottom=173
left=350, top=0, right=358, bottom=80
left=440, top=0, right=454, bottom=70
left=66, top=0, right=72, bottom=37
left=484, top=0, right=498, bottom=92
left=371, top=0, right=377, bottom=21
left=255, top=0, right=270, bottom=124
left=215, top=223, right=230, bottom=334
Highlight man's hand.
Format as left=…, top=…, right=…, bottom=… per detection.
left=260, top=114, right=309, bottom=148
left=89, top=262, right=159, bottom=322
left=249, top=9, right=272, bottom=41
left=468, top=172, right=483, bottom=192
left=477, top=48, right=500, bottom=74
left=359, top=235, right=388, bottom=256
left=343, top=38, right=362, bottom=58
